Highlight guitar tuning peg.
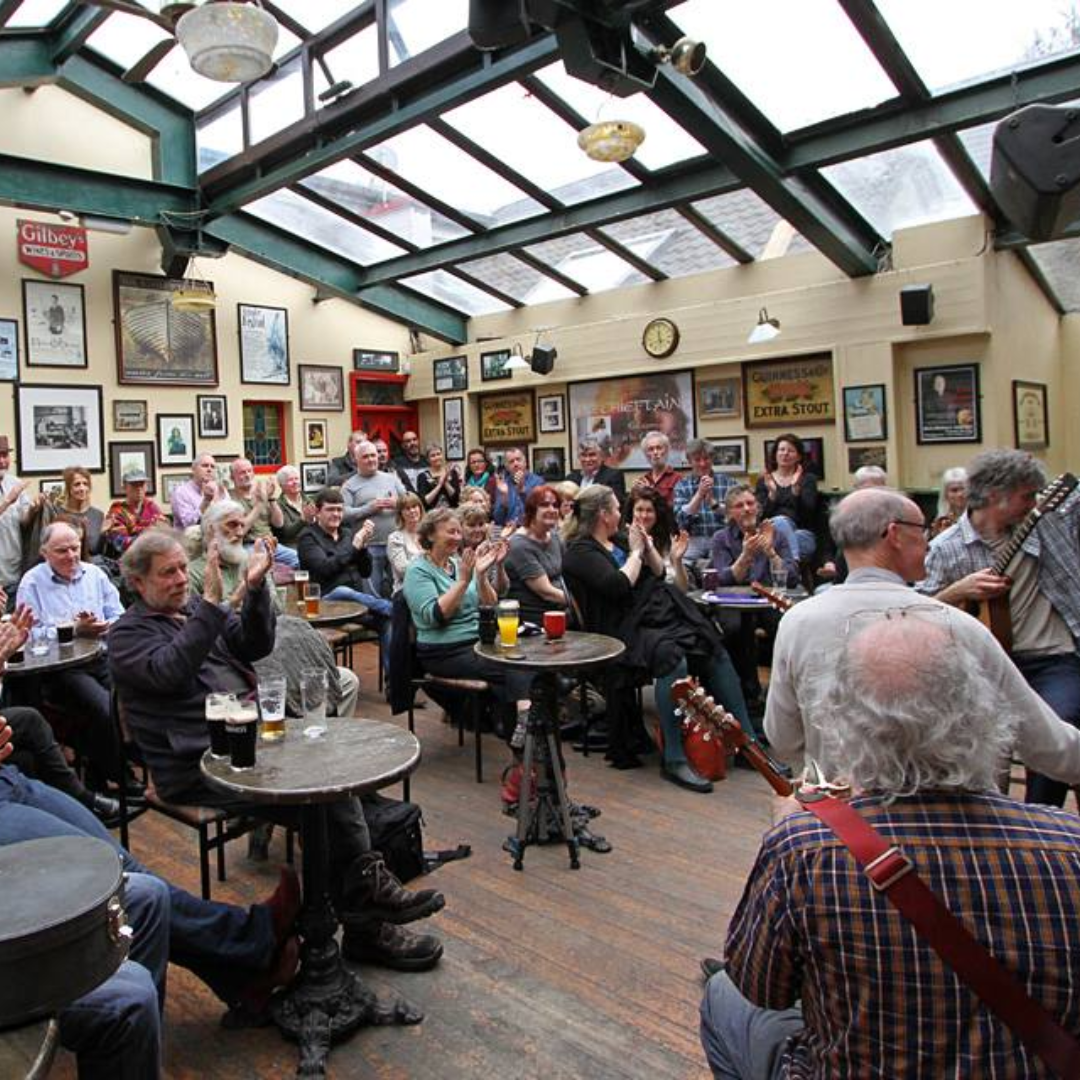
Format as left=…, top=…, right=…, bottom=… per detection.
left=673, top=707, right=683, bottom=719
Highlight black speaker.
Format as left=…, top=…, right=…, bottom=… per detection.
left=530, top=344, right=557, bottom=375
left=468, top=0, right=530, bottom=50
left=900, top=284, right=934, bottom=326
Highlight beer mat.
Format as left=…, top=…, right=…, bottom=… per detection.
left=701, top=591, right=771, bottom=606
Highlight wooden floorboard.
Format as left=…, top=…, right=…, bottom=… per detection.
left=51, top=645, right=775, bottom=1079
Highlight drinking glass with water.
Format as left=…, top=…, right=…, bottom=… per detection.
left=300, top=668, right=328, bottom=738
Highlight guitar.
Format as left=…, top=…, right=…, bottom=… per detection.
left=965, top=472, right=1078, bottom=651
left=750, top=582, right=794, bottom=612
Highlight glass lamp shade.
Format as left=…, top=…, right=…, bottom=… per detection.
left=747, top=308, right=781, bottom=345
left=172, top=282, right=217, bottom=312
left=176, top=2, right=278, bottom=83
left=577, top=120, right=646, bottom=163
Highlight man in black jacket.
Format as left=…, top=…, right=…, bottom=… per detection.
left=326, top=429, right=368, bottom=488
left=567, top=436, right=626, bottom=506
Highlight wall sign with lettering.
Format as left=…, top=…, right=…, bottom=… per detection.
left=17, top=219, right=89, bottom=279
left=743, top=353, right=835, bottom=428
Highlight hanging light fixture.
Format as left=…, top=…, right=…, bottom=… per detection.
left=577, top=119, right=646, bottom=163
left=747, top=307, right=781, bottom=345
left=172, top=258, right=217, bottom=313
left=176, top=1, right=278, bottom=84
left=504, top=344, right=531, bottom=371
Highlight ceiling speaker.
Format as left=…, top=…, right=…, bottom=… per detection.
left=900, top=284, right=934, bottom=326
left=530, top=344, right=557, bottom=375
left=468, top=0, right=530, bottom=50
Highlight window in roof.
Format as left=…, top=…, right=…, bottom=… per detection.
left=5, top=0, right=68, bottom=28
left=368, top=125, right=546, bottom=227
left=385, top=0, right=468, bottom=68
left=523, top=232, right=656, bottom=301
left=822, top=140, right=978, bottom=237
left=533, top=62, right=707, bottom=171
left=399, top=270, right=511, bottom=316
left=876, top=0, right=1080, bottom=93
left=670, top=0, right=895, bottom=132
left=248, top=57, right=305, bottom=145
left=268, top=0, right=359, bottom=35
left=600, top=209, right=737, bottom=278
left=86, top=11, right=171, bottom=69
left=1026, top=237, right=1080, bottom=312
left=456, top=253, right=577, bottom=304
left=691, top=189, right=812, bottom=260
left=956, top=122, right=996, bottom=177
left=196, top=103, right=243, bottom=173
left=320, top=20, right=379, bottom=93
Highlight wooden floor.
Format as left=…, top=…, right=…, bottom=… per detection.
left=53, top=649, right=775, bottom=1079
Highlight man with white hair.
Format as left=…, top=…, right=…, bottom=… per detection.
left=630, top=430, right=681, bottom=507
left=567, top=436, right=626, bottom=503
left=229, top=457, right=299, bottom=568
left=341, top=439, right=406, bottom=598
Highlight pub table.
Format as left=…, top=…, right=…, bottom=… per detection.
left=0, top=1018, right=59, bottom=1080
left=476, top=631, right=625, bottom=871
left=201, top=717, right=421, bottom=1078
left=2, top=638, right=105, bottom=708
left=299, top=599, right=367, bottom=628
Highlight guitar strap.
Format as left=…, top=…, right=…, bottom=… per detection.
left=797, top=790, right=1080, bottom=1079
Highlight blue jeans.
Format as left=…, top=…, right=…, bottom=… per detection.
left=326, top=585, right=392, bottom=672
left=770, top=516, right=816, bottom=561
left=247, top=542, right=299, bottom=569
left=368, top=545, right=390, bottom=599
left=700, top=971, right=802, bottom=1080
left=1014, top=652, right=1080, bottom=808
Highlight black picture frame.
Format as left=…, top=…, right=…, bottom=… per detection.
left=197, top=394, right=228, bottom=439
left=915, top=363, right=981, bottom=445
left=531, top=446, right=566, bottom=481
left=712, top=436, right=748, bottom=474
left=1013, top=380, right=1049, bottom=451
left=353, top=348, right=400, bottom=373
left=15, top=383, right=104, bottom=475
left=301, top=460, right=330, bottom=493
left=22, top=280, right=88, bottom=368
left=108, top=440, right=157, bottom=498
left=842, top=384, right=887, bottom=443
left=156, top=413, right=195, bottom=467
left=433, top=356, right=468, bottom=394
left=112, top=400, right=148, bottom=433
left=480, top=349, right=513, bottom=382
left=298, top=364, right=345, bottom=411
left=0, top=317, right=19, bottom=381
left=238, top=303, right=290, bottom=385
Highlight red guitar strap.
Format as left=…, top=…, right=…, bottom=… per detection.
left=798, top=792, right=1080, bottom=1079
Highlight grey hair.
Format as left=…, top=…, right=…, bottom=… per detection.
left=813, top=609, right=1015, bottom=796
left=562, top=484, right=615, bottom=543
left=853, top=465, right=887, bottom=489
left=724, top=483, right=755, bottom=511
left=121, top=528, right=186, bottom=587
left=965, top=451, right=1044, bottom=511
left=686, top=438, right=713, bottom=459
left=577, top=435, right=602, bottom=453
left=829, top=487, right=913, bottom=551
left=40, top=520, right=80, bottom=549
left=200, top=498, right=244, bottom=544
left=276, top=464, right=299, bottom=486
left=424, top=442, right=445, bottom=458
left=417, top=507, right=458, bottom=551
left=937, top=466, right=968, bottom=517
left=641, top=430, right=669, bottom=451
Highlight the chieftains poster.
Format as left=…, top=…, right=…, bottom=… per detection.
left=743, top=354, right=835, bottom=428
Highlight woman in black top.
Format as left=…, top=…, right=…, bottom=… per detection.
left=416, top=444, right=462, bottom=509
left=754, top=433, right=823, bottom=562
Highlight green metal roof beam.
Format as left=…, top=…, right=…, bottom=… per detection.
left=51, top=6, right=109, bottom=66
left=0, top=35, right=59, bottom=85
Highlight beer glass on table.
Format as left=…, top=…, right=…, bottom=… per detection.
left=258, top=677, right=287, bottom=742
left=497, top=599, right=520, bottom=649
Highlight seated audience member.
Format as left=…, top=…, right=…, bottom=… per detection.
left=630, top=430, right=682, bottom=507
left=109, top=530, right=445, bottom=968
left=505, top=486, right=569, bottom=627
left=23, top=465, right=105, bottom=571
left=702, top=612, right=1080, bottom=1080
left=103, top=467, right=165, bottom=556
left=188, top=500, right=279, bottom=609
left=563, top=486, right=750, bottom=789
left=459, top=484, right=491, bottom=514
left=567, top=436, right=626, bottom=504
left=674, top=439, right=737, bottom=571
left=230, top=458, right=298, bottom=568
left=491, top=446, right=543, bottom=526
left=817, top=464, right=888, bottom=588
left=170, top=453, right=225, bottom=529
left=931, top=464, right=969, bottom=537
left=387, top=493, right=425, bottom=594
left=623, top=486, right=690, bottom=592
left=554, top=480, right=580, bottom=529
left=417, top=443, right=462, bottom=509
left=342, top=439, right=405, bottom=598
left=271, top=464, right=315, bottom=549
left=463, top=447, right=497, bottom=501
left=459, top=504, right=510, bottom=593
left=754, top=433, right=823, bottom=563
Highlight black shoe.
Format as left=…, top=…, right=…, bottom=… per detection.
left=661, top=762, right=713, bottom=794
left=606, top=753, right=643, bottom=770
left=700, top=957, right=724, bottom=980
left=341, top=854, right=446, bottom=929
left=342, top=923, right=443, bottom=971
left=90, top=793, right=122, bottom=829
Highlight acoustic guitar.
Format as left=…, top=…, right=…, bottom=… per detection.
left=749, top=582, right=794, bottom=612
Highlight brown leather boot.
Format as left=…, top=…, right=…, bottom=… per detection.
left=342, top=923, right=443, bottom=971
left=341, top=853, right=445, bottom=929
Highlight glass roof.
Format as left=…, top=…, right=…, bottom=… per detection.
left=523, top=233, right=653, bottom=299
left=5, top=0, right=66, bottom=28
left=1027, top=238, right=1080, bottom=312
left=399, top=270, right=510, bottom=316
left=600, top=209, right=737, bottom=278
left=457, top=253, right=578, bottom=305
left=386, top=0, right=468, bottom=68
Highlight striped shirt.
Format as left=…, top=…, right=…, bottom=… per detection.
left=725, top=792, right=1080, bottom=1079
left=673, top=471, right=737, bottom=539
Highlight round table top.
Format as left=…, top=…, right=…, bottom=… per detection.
left=689, top=586, right=807, bottom=610
left=300, top=599, right=368, bottom=628
left=475, top=630, right=625, bottom=671
left=200, top=718, right=419, bottom=806
left=0, top=1018, right=59, bottom=1080
left=4, top=637, right=103, bottom=678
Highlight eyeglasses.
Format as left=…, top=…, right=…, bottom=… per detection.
left=882, top=518, right=931, bottom=539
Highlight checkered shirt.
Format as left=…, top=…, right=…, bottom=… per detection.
left=673, top=471, right=737, bottom=539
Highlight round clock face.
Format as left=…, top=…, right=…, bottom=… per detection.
left=643, top=317, right=679, bottom=358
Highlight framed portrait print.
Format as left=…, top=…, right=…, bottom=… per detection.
left=433, top=356, right=467, bottom=394
left=238, top=303, right=289, bottom=385
left=712, top=436, right=748, bottom=474
left=1013, top=380, right=1049, bottom=451
left=915, top=363, right=981, bottom=444
left=480, top=349, right=513, bottom=382
left=304, top=418, right=328, bottom=456
left=532, top=446, right=566, bottom=481
left=156, top=413, right=195, bottom=467
left=301, top=460, right=330, bottom=493
left=842, top=384, right=887, bottom=443
left=353, top=348, right=400, bottom=373
left=298, top=364, right=345, bottom=411
left=698, top=376, right=742, bottom=419
left=442, top=397, right=465, bottom=461
left=108, top=440, right=156, bottom=498
left=197, top=394, right=228, bottom=439
left=22, top=280, right=87, bottom=368
left=15, top=383, right=104, bottom=475
left=538, top=394, right=566, bottom=434
left=479, top=390, right=535, bottom=446
left=112, top=400, right=147, bottom=433
left=0, top=317, right=19, bottom=381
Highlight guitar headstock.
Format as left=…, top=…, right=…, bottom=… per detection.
left=750, top=582, right=794, bottom=612
left=1040, top=473, right=1079, bottom=514
left=671, top=676, right=750, bottom=751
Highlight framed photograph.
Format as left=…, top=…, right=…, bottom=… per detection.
left=538, top=394, right=566, bottom=434
left=0, top=317, right=19, bottom=381
left=114, top=271, right=218, bottom=386
left=161, top=473, right=188, bottom=505
left=532, top=446, right=566, bottom=481
left=842, top=384, right=887, bottom=443
left=479, top=389, right=536, bottom=446
left=197, top=394, right=228, bottom=439
left=304, top=418, right=328, bottom=456
left=15, top=383, right=104, bottom=475
left=156, top=413, right=195, bottom=467
left=764, top=436, right=826, bottom=481
left=442, top=397, right=465, bottom=461
left=743, top=353, right=834, bottom=428
left=22, top=280, right=87, bottom=368
left=712, top=436, right=748, bottom=474
left=298, top=364, right=344, bottom=411
left=568, top=370, right=695, bottom=469
left=353, top=348, right=400, bottom=373
left=1013, top=380, right=1049, bottom=451
left=238, top=303, right=289, bottom=385
left=301, top=460, right=330, bottom=493
left=39, top=477, right=64, bottom=500
left=698, top=376, right=742, bottom=419
left=108, top=440, right=156, bottom=498
left=214, top=456, right=237, bottom=491
left=848, top=445, right=887, bottom=474
left=915, top=363, right=981, bottom=444
left=433, top=356, right=468, bottom=394
left=481, top=349, right=513, bottom=382
left=112, top=400, right=147, bottom=433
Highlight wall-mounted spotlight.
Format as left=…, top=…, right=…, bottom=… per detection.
left=650, top=37, right=707, bottom=76
left=747, top=308, right=781, bottom=345
left=505, top=344, right=532, bottom=372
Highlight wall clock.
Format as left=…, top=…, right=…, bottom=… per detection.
left=642, top=317, right=680, bottom=359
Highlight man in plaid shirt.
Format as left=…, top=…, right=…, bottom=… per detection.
left=674, top=438, right=737, bottom=569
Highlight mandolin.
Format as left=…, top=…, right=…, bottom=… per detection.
left=750, top=582, right=794, bottom=612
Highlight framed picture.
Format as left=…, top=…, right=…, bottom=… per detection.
left=197, top=394, right=228, bottom=439
left=743, top=353, right=834, bottom=428
left=848, top=445, right=887, bottom=474
left=15, top=383, right=104, bottom=475
left=353, top=348, right=400, bottom=373
left=479, top=389, right=536, bottom=446
left=698, top=376, right=742, bottom=419
left=214, top=456, right=237, bottom=491
left=433, top=356, right=467, bottom=394
left=532, top=446, right=566, bottom=481
left=481, top=349, right=513, bottom=382
left=114, top=271, right=218, bottom=386
left=0, top=317, right=19, bottom=381
left=238, top=303, right=289, bottom=385
left=538, top=394, right=566, bottom=434
left=764, top=436, right=825, bottom=481
left=567, top=370, right=695, bottom=469
left=487, top=449, right=507, bottom=472
left=842, top=384, right=887, bottom=443
left=1013, top=380, right=1049, bottom=451
left=108, top=440, right=156, bottom=498
left=304, top=418, right=328, bottom=456
left=712, top=436, right=748, bottom=474
left=22, top=280, right=87, bottom=368
left=156, top=413, right=195, bottom=467
left=161, top=473, right=188, bottom=504
left=915, top=363, right=981, bottom=444
left=39, top=477, right=64, bottom=500
left=298, top=364, right=344, bottom=411
left=442, top=397, right=465, bottom=461
left=112, top=400, right=147, bottom=433
left=301, top=460, right=330, bottom=493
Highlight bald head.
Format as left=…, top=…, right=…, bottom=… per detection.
left=829, top=487, right=928, bottom=579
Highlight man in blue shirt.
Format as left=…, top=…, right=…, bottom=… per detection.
left=491, top=446, right=543, bottom=525
left=674, top=438, right=737, bottom=572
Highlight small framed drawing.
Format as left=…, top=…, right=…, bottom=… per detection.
left=299, top=364, right=345, bottom=411
left=39, top=477, right=64, bottom=500
left=197, top=394, right=228, bottom=439
left=301, top=460, right=330, bottom=493
left=1013, top=380, right=1049, bottom=451
left=161, top=473, right=188, bottom=505
left=0, top=317, right=18, bottom=381
left=538, top=394, right=566, bottom=434
left=848, top=445, right=887, bottom=474
left=156, top=414, right=195, bottom=467
left=214, top=456, right=237, bottom=491
left=305, top=418, right=328, bottom=456
left=22, top=280, right=87, bottom=368
left=915, top=363, right=981, bottom=444
left=112, top=400, right=147, bottom=433
left=712, top=436, right=748, bottom=474
left=698, top=376, right=741, bottom=419
left=442, top=397, right=465, bottom=461
left=238, top=303, right=289, bottom=385
left=108, top=440, right=156, bottom=498
left=15, top=383, right=104, bottom=475
left=353, top=348, right=400, bottom=373
left=842, top=384, right=887, bottom=443
left=532, top=446, right=566, bottom=481
left=481, top=349, right=513, bottom=382
left=433, top=356, right=467, bottom=393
